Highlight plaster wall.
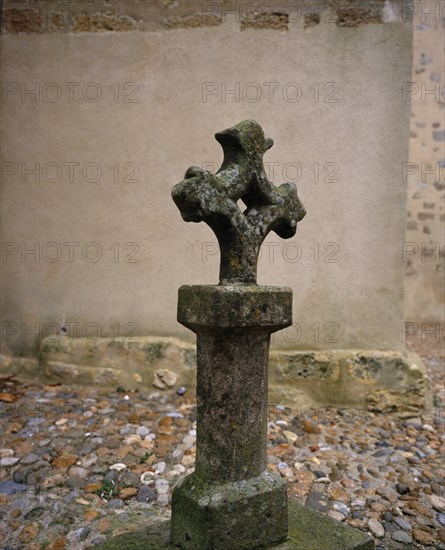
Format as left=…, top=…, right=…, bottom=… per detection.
left=1, top=0, right=414, bottom=353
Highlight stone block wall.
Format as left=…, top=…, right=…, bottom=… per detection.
left=1, top=335, right=430, bottom=414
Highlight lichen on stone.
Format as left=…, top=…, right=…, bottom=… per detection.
left=282, top=354, right=335, bottom=380
left=172, top=120, right=306, bottom=285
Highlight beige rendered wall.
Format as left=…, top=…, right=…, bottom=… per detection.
left=1, top=0, right=414, bottom=354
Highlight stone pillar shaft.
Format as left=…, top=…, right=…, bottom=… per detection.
left=195, top=329, right=269, bottom=482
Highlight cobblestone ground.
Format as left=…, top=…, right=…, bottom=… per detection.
left=0, top=331, right=443, bottom=549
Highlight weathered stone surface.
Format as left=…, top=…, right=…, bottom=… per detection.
left=170, top=121, right=303, bottom=548
left=98, top=500, right=374, bottom=549
left=46, top=361, right=119, bottom=386
left=241, top=11, right=289, bottom=30
left=171, top=120, right=305, bottom=285
left=164, top=14, right=222, bottom=28
left=1, top=1, right=398, bottom=35
left=72, top=13, right=141, bottom=32
left=171, top=284, right=292, bottom=547
left=152, top=369, right=178, bottom=389
left=270, top=349, right=431, bottom=412
left=171, top=470, right=288, bottom=549
left=2, top=339, right=430, bottom=412
left=2, top=8, right=42, bottom=33
left=34, top=335, right=196, bottom=390
left=0, top=355, right=39, bottom=377
left=178, top=284, right=293, bottom=331
left=183, top=287, right=292, bottom=482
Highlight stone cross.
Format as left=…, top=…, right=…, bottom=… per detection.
left=172, top=119, right=306, bottom=285
left=170, top=120, right=305, bottom=549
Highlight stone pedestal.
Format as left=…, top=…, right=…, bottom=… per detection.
left=170, top=284, right=292, bottom=549
left=101, top=499, right=375, bottom=549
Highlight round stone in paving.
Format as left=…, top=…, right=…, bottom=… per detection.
left=430, top=495, right=445, bottom=512
left=74, top=526, right=91, bottom=541
left=137, top=485, right=156, bottom=503
left=157, top=493, right=170, bottom=507
left=104, top=470, right=119, bottom=484
left=328, top=510, right=345, bottom=522
left=13, top=468, right=30, bottom=484
left=395, top=482, right=410, bottom=495
left=136, top=426, right=150, bottom=437
left=109, top=463, right=127, bottom=471
left=332, top=502, right=350, bottom=516
left=24, top=506, right=45, bottom=520
left=80, top=453, right=98, bottom=468
left=392, top=529, right=413, bottom=544
left=368, top=518, right=384, bottom=539
left=68, top=466, right=88, bottom=478
left=155, top=478, right=169, bottom=494
left=0, top=481, right=28, bottom=495
left=120, top=471, right=139, bottom=488
left=394, top=517, right=412, bottom=531
left=0, top=457, right=19, bottom=466
left=20, top=453, right=39, bottom=465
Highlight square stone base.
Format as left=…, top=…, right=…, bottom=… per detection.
left=170, top=470, right=288, bottom=549
left=95, top=499, right=374, bottom=549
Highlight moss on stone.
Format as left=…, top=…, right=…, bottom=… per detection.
left=40, top=337, right=70, bottom=354
left=142, top=342, right=168, bottom=362
left=281, top=354, right=335, bottom=380
left=170, top=471, right=288, bottom=549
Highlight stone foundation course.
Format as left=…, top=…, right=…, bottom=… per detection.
left=1, top=336, right=431, bottom=414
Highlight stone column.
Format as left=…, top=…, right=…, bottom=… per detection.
left=171, top=285, right=291, bottom=547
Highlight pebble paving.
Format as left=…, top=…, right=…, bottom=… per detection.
left=0, top=334, right=443, bottom=549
